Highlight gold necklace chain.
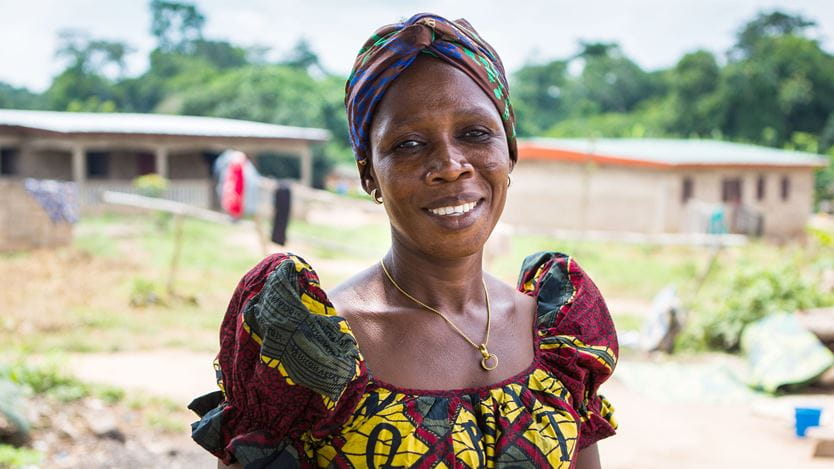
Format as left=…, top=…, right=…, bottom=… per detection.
left=379, top=260, right=498, bottom=371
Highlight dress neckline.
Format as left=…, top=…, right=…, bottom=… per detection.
left=353, top=289, right=543, bottom=398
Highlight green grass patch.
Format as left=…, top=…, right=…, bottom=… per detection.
left=0, top=444, right=41, bottom=468
left=490, top=235, right=704, bottom=298
left=611, top=313, right=644, bottom=332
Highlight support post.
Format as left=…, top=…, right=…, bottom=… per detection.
left=155, top=146, right=169, bottom=178
left=300, top=145, right=313, bottom=187
left=72, top=143, right=86, bottom=197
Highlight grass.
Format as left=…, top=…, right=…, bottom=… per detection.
left=0, top=444, right=41, bottom=468
left=490, top=234, right=706, bottom=299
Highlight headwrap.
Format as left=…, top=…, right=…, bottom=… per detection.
left=345, top=13, right=517, bottom=182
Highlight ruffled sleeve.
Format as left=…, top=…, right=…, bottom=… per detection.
left=517, top=251, right=618, bottom=450
left=189, top=253, right=368, bottom=467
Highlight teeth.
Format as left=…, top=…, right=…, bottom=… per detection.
left=429, top=201, right=477, bottom=216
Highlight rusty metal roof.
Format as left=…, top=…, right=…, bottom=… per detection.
left=520, top=138, right=828, bottom=169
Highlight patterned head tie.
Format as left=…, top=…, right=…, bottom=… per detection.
left=345, top=13, right=517, bottom=183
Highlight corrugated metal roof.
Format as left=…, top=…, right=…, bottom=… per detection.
left=0, top=109, right=330, bottom=142
left=521, top=138, right=828, bottom=168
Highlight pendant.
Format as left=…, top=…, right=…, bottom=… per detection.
left=478, top=344, right=498, bottom=371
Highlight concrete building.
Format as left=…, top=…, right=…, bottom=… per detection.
left=0, top=109, right=329, bottom=208
left=504, top=138, right=828, bottom=239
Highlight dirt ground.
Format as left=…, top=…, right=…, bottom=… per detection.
left=66, top=351, right=834, bottom=468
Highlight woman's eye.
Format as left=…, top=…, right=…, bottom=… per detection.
left=463, top=129, right=489, bottom=140
left=395, top=140, right=421, bottom=150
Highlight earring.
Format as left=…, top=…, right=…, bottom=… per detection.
left=507, top=175, right=512, bottom=187
left=371, top=188, right=383, bottom=204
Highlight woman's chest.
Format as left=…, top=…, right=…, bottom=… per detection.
left=343, top=298, right=537, bottom=391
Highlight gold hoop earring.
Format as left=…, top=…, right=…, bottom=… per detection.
left=371, top=188, right=383, bottom=205
left=507, top=175, right=512, bottom=187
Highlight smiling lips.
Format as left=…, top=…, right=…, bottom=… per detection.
left=427, top=201, right=478, bottom=216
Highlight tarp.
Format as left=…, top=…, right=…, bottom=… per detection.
left=741, top=313, right=834, bottom=393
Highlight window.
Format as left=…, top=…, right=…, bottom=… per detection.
left=0, top=148, right=19, bottom=175
left=86, top=152, right=109, bottom=178
left=721, top=178, right=742, bottom=203
left=781, top=176, right=790, bottom=201
left=681, top=177, right=694, bottom=203
left=756, top=175, right=766, bottom=201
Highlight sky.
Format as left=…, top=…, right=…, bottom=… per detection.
left=1, top=0, right=833, bottom=92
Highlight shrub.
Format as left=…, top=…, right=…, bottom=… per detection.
left=678, top=262, right=834, bottom=351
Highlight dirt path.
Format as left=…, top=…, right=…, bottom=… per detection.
left=68, top=352, right=832, bottom=468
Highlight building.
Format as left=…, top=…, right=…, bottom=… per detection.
left=0, top=109, right=329, bottom=208
left=505, top=138, right=828, bottom=239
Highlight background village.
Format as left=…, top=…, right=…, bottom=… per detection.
left=2, top=1, right=834, bottom=468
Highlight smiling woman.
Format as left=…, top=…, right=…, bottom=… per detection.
left=189, top=13, right=618, bottom=469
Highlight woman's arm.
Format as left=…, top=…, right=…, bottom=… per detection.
left=218, top=460, right=242, bottom=469
left=575, top=443, right=601, bottom=469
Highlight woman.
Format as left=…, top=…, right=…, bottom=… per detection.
left=190, top=13, right=618, bottom=468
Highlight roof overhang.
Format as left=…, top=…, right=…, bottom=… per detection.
left=0, top=110, right=330, bottom=144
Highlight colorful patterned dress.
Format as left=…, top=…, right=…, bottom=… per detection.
left=189, top=251, right=618, bottom=468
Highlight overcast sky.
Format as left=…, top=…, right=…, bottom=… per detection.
left=1, top=0, right=833, bottom=92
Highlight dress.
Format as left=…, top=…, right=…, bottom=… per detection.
left=189, top=251, right=618, bottom=468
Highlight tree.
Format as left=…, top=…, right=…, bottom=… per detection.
left=733, top=10, right=816, bottom=60
left=282, top=39, right=324, bottom=74
left=44, top=30, right=133, bottom=111
left=150, top=0, right=205, bottom=53
left=571, top=42, right=661, bottom=114
left=0, top=83, right=43, bottom=109
left=718, top=34, right=834, bottom=145
left=668, top=50, right=722, bottom=136
left=511, top=60, right=569, bottom=136
left=55, top=30, right=132, bottom=78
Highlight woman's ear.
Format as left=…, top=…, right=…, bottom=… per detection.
left=361, top=161, right=379, bottom=195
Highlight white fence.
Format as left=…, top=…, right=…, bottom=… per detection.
left=80, top=179, right=212, bottom=208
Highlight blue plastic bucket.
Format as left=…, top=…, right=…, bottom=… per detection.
left=794, top=407, right=822, bottom=437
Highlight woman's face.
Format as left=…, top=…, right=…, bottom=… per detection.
left=368, top=56, right=512, bottom=259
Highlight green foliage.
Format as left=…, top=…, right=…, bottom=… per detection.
left=573, top=43, right=663, bottom=114
left=732, top=10, right=816, bottom=60
left=0, top=444, right=41, bottom=468
left=0, top=83, right=43, bottom=109
left=129, top=277, right=165, bottom=307
left=150, top=0, right=205, bottom=53
left=545, top=98, right=672, bottom=139
left=132, top=173, right=169, bottom=198
left=678, top=261, right=834, bottom=352
left=511, top=60, right=569, bottom=135
left=0, top=362, right=89, bottom=402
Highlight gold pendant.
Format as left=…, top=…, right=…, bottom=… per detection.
left=478, top=344, right=498, bottom=371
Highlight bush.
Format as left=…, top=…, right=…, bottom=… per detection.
left=678, top=262, right=834, bottom=351
left=132, top=173, right=169, bottom=198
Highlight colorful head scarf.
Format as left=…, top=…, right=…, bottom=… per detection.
left=345, top=13, right=517, bottom=181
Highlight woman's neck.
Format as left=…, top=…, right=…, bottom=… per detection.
left=382, top=240, right=487, bottom=316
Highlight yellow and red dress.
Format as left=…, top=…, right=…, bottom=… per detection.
left=189, top=252, right=618, bottom=468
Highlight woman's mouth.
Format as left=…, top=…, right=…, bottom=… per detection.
left=427, top=201, right=478, bottom=216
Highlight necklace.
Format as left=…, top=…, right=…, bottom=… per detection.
left=379, top=259, right=498, bottom=371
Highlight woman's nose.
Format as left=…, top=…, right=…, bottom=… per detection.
left=425, top=140, right=473, bottom=184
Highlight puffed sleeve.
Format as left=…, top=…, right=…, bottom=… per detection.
left=188, top=253, right=368, bottom=467
left=517, top=251, right=618, bottom=450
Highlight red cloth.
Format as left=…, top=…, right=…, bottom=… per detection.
left=221, top=153, right=246, bottom=218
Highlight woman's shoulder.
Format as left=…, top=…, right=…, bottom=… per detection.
left=516, top=250, right=616, bottom=351
left=231, top=252, right=365, bottom=387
